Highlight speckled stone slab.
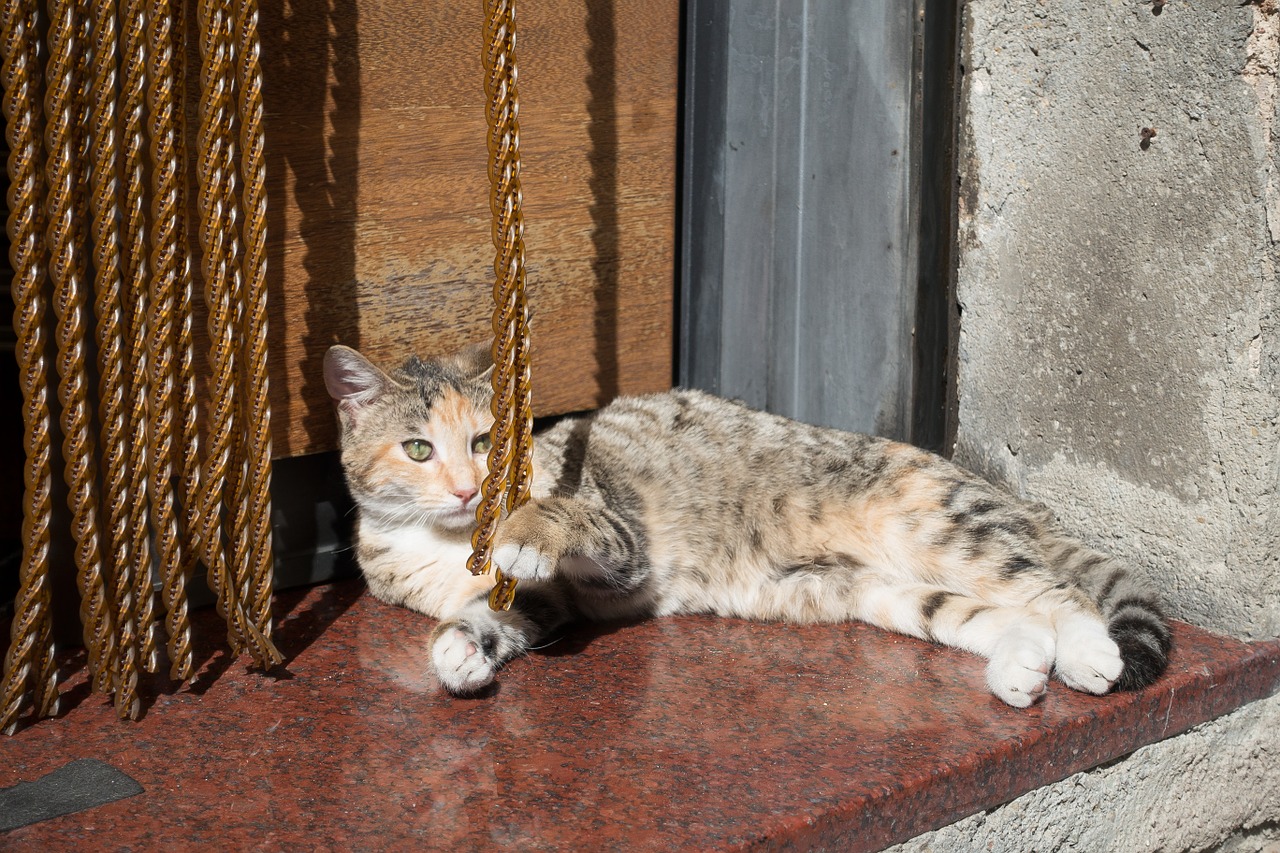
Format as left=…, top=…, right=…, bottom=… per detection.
left=3, top=581, right=1278, bottom=851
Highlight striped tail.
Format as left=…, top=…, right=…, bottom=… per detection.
left=1048, top=533, right=1173, bottom=690
left=1099, top=584, right=1172, bottom=690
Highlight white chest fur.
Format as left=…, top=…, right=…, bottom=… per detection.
left=358, top=521, right=494, bottom=618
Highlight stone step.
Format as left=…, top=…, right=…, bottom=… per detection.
left=3, top=580, right=1277, bottom=850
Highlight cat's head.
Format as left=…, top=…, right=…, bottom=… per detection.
left=323, top=344, right=495, bottom=531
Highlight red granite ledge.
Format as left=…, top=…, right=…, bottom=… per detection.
left=3, top=580, right=1278, bottom=853
left=755, top=626, right=1280, bottom=852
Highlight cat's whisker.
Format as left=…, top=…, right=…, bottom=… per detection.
left=526, top=635, right=565, bottom=652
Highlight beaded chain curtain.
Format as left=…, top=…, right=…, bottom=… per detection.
left=0, top=0, right=280, bottom=733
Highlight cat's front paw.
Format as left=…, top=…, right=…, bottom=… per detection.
left=491, top=502, right=566, bottom=582
left=492, top=541, right=557, bottom=582
left=431, top=623, right=497, bottom=694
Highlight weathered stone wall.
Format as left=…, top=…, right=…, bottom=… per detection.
left=901, top=2, right=1280, bottom=849
left=952, top=0, right=1279, bottom=641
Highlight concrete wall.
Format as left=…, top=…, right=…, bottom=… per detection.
left=899, top=1, right=1280, bottom=849
left=951, top=0, right=1279, bottom=642
left=887, top=691, right=1280, bottom=853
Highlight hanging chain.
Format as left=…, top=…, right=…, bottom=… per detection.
left=170, top=0, right=210, bottom=665
left=218, top=0, right=264, bottom=657
left=213, top=0, right=254, bottom=650
left=47, top=0, right=119, bottom=696
left=0, top=0, right=59, bottom=734
left=468, top=0, right=534, bottom=612
left=193, top=0, right=240, bottom=654
left=120, top=0, right=160, bottom=675
left=146, top=0, right=195, bottom=681
left=87, top=0, right=142, bottom=719
left=232, top=0, right=275, bottom=639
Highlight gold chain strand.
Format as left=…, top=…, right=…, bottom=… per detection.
left=192, top=0, right=237, bottom=646
left=218, top=2, right=256, bottom=647
left=485, top=0, right=533, bottom=526
left=232, top=0, right=274, bottom=639
left=87, top=0, right=142, bottom=719
left=74, top=0, right=121, bottom=695
left=468, top=0, right=532, bottom=612
left=492, top=138, right=533, bottom=516
left=485, top=0, right=533, bottom=520
left=0, top=0, right=59, bottom=734
left=45, top=0, right=119, bottom=696
left=146, top=0, right=194, bottom=681
left=69, top=0, right=121, bottom=696
left=195, top=0, right=243, bottom=653
left=194, top=0, right=279, bottom=667
left=169, top=0, right=208, bottom=661
left=469, top=0, right=523, bottom=609
left=119, top=0, right=159, bottom=674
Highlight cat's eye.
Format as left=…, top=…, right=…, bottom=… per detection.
left=472, top=434, right=493, bottom=455
left=402, top=439, right=434, bottom=462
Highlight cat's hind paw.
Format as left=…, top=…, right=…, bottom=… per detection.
left=986, top=625, right=1055, bottom=708
left=431, top=625, right=498, bottom=695
left=1054, top=616, right=1123, bottom=695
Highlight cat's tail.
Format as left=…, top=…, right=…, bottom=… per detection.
left=1046, top=534, right=1172, bottom=690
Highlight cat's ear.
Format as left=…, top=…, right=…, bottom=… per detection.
left=447, top=341, right=496, bottom=382
left=324, top=345, right=389, bottom=420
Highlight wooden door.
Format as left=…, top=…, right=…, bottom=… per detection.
left=256, top=0, right=678, bottom=457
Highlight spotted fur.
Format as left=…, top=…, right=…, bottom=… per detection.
left=324, top=345, right=1170, bottom=706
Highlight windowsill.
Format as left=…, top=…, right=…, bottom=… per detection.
left=4, top=580, right=1279, bottom=850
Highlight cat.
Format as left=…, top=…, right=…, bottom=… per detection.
left=323, top=343, right=1171, bottom=707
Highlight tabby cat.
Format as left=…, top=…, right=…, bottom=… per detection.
left=323, top=343, right=1170, bottom=707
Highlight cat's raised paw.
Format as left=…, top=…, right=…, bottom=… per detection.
left=493, top=542, right=556, bottom=582
left=1054, top=616, right=1123, bottom=695
left=431, top=625, right=497, bottom=694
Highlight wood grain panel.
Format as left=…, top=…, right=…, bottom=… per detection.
left=243, top=0, right=676, bottom=457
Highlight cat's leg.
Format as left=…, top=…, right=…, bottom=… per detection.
left=852, top=577, right=1125, bottom=705
left=431, top=582, right=573, bottom=694
left=492, top=496, right=650, bottom=592
left=851, top=577, right=1060, bottom=707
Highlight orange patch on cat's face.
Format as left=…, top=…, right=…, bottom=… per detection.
left=364, top=442, right=427, bottom=494
left=360, top=388, right=493, bottom=499
left=432, top=387, right=492, bottom=445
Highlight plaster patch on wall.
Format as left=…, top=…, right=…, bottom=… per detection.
left=934, top=2, right=1280, bottom=849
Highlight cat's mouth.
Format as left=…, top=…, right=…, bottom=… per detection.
left=437, top=502, right=480, bottom=528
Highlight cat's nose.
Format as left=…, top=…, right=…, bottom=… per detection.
left=453, top=487, right=478, bottom=504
